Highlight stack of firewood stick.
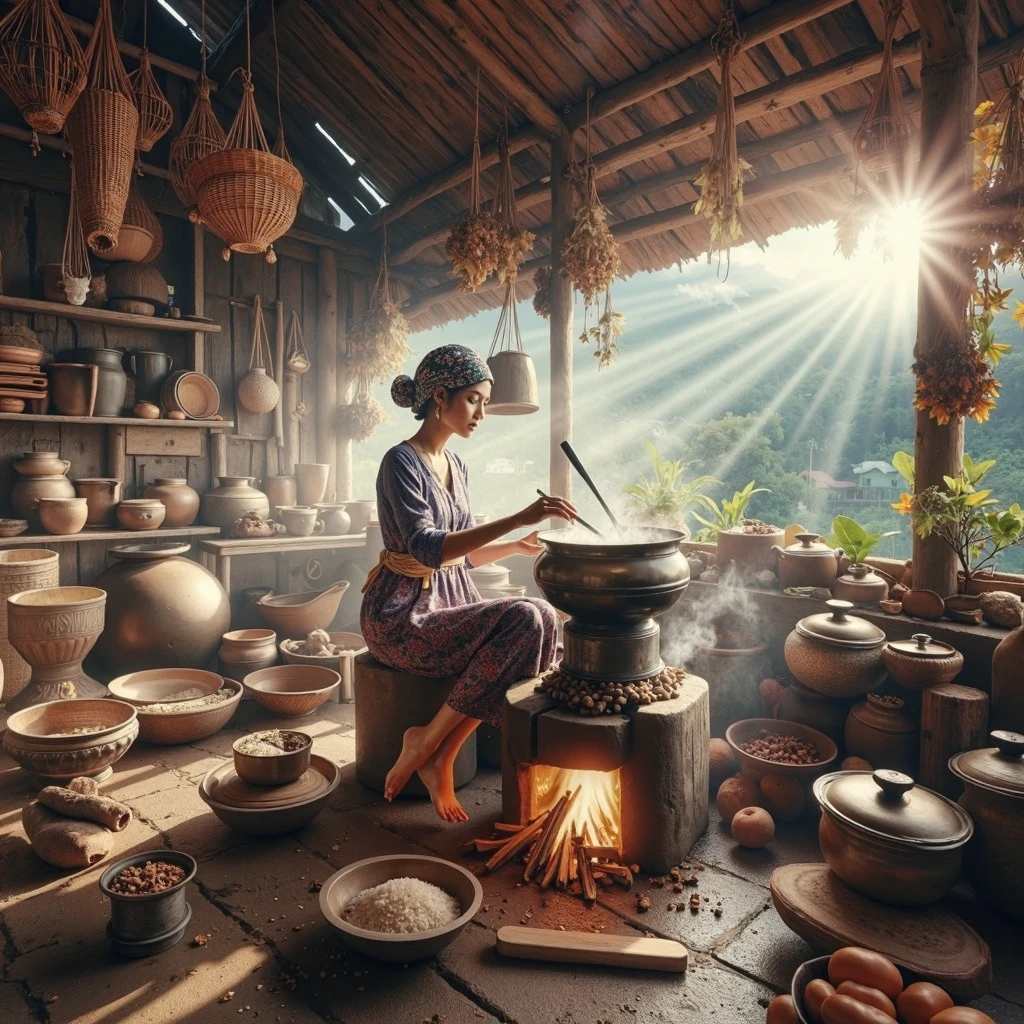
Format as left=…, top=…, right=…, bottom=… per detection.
left=462, top=787, right=635, bottom=904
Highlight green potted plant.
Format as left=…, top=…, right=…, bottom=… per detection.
left=828, top=515, right=900, bottom=605
left=693, top=481, right=781, bottom=575
left=622, top=440, right=720, bottom=540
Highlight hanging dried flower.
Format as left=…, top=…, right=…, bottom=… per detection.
left=693, top=2, right=751, bottom=270
left=562, top=164, right=619, bottom=305
left=973, top=60, right=1024, bottom=206
left=833, top=193, right=874, bottom=259
left=350, top=233, right=410, bottom=383
left=579, top=286, right=626, bottom=370
left=532, top=263, right=552, bottom=319
left=490, top=122, right=534, bottom=282
left=912, top=345, right=1000, bottom=425
left=336, top=378, right=387, bottom=442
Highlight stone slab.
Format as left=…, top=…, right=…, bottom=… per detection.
left=714, top=905, right=817, bottom=991
left=689, top=818, right=825, bottom=889
left=503, top=678, right=555, bottom=765
left=535, top=706, right=632, bottom=770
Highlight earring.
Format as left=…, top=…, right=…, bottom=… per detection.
left=434, top=406, right=441, bottom=420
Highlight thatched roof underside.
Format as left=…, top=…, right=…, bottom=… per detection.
left=163, top=0, right=1024, bottom=330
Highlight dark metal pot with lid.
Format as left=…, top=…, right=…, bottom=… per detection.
left=769, top=533, right=840, bottom=589
left=949, top=730, right=1024, bottom=920
left=882, top=633, right=964, bottom=690
left=813, top=768, right=973, bottom=906
left=784, top=599, right=887, bottom=698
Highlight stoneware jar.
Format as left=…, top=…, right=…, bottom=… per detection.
left=199, top=476, right=270, bottom=532
left=344, top=499, right=376, bottom=533
left=218, top=628, right=279, bottom=677
left=56, top=347, right=128, bottom=417
left=992, top=622, right=1024, bottom=731
left=949, top=730, right=1024, bottom=920
left=469, top=562, right=511, bottom=599
left=783, top=599, right=887, bottom=698
left=75, top=478, right=122, bottom=527
left=143, top=478, right=200, bottom=527
left=36, top=496, right=88, bottom=535
left=882, top=633, right=964, bottom=691
left=279, top=506, right=324, bottom=537
left=116, top=498, right=166, bottom=531
left=264, top=475, right=297, bottom=514
left=314, top=503, right=351, bottom=536
left=844, top=693, right=918, bottom=777
left=832, top=563, right=890, bottom=606
left=13, top=451, right=72, bottom=477
left=769, top=533, right=840, bottom=589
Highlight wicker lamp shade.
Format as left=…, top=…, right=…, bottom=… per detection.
left=63, top=0, right=138, bottom=255
left=102, top=177, right=161, bottom=262
left=0, top=0, right=86, bottom=147
left=131, top=47, right=172, bottom=153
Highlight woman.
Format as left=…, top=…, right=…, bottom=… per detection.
left=360, top=344, right=576, bottom=822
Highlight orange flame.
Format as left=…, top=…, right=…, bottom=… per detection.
left=533, top=766, right=622, bottom=849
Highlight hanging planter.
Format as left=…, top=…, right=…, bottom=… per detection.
left=0, top=0, right=86, bottom=153
left=100, top=176, right=160, bottom=262
left=336, top=375, right=387, bottom=443
left=487, top=279, right=538, bottom=416
left=61, top=165, right=91, bottom=306
left=237, top=295, right=281, bottom=414
left=63, top=0, right=138, bottom=256
left=350, top=233, right=410, bottom=383
left=130, top=2, right=173, bottom=155
left=285, top=310, right=311, bottom=376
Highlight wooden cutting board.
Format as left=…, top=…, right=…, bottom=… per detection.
left=496, top=926, right=688, bottom=973
left=770, top=864, right=991, bottom=1000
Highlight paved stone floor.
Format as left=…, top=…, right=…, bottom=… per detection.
left=1, top=701, right=1022, bottom=1024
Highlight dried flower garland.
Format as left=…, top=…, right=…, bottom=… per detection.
left=562, top=163, right=619, bottom=305
left=912, top=345, right=1000, bottom=425
left=833, top=193, right=874, bottom=259
left=490, top=121, right=534, bottom=282
left=532, top=263, right=552, bottom=319
left=349, top=231, right=410, bottom=384
left=693, top=1, right=751, bottom=271
left=336, top=376, right=387, bottom=443
left=579, top=286, right=625, bottom=370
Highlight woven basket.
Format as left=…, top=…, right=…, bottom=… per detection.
left=0, top=549, right=60, bottom=702
left=103, top=178, right=161, bottom=262
left=168, top=74, right=225, bottom=214
left=105, top=261, right=168, bottom=306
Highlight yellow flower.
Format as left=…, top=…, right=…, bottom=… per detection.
left=892, top=492, right=915, bottom=515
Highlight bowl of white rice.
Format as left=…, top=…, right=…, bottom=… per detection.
left=319, top=854, right=482, bottom=962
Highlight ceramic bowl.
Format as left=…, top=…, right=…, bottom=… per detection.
left=132, top=679, right=242, bottom=746
left=233, top=730, right=312, bottom=785
left=0, top=518, right=29, bottom=537
left=37, top=496, right=89, bottom=535
left=319, top=854, right=483, bottom=963
left=107, top=668, right=225, bottom=706
left=2, top=698, right=139, bottom=781
left=199, top=753, right=339, bottom=834
left=255, top=582, right=350, bottom=639
left=725, top=718, right=838, bottom=782
left=279, top=631, right=367, bottom=668
left=161, top=371, right=220, bottom=419
left=116, top=499, right=166, bottom=531
left=242, top=665, right=340, bottom=717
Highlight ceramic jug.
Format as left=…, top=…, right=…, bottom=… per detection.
left=126, top=350, right=173, bottom=406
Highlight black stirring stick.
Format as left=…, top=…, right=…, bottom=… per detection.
left=559, top=440, right=620, bottom=528
left=536, top=489, right=602, bottom=537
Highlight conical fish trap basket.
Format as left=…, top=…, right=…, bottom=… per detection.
left=169, top=73, right=226, bottom=214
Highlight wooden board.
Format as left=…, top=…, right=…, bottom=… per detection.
left=496, top=926, right=688, bottom=973
left=125, top=426, right=203, bottom=457
left=770, top=864, right=992, bottom=1000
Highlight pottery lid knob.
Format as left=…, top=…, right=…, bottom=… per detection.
left=913, top=633, right=932, bottom=648
left=993, top=730, right=1024, bottom=759
left=796, top=533, right=819, bottom=547
left=826, top=598, right=853, bottom=620
left=873, top=768, right=914, bottom=799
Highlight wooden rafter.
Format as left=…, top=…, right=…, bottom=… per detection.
left=207, top=0, right=303, bottom=74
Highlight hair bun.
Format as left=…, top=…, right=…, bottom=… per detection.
left=390, top=374, right=416, bottom=409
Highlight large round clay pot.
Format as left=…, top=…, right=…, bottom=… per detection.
left=91, top=543, right=230, bottom=673
left=264, top=476, right=297, bottom=514
left=992, top=622, right=1024, bottom=731
left=199, top=476, right=270, bottom=532
left=37, top=496, right=89, bottom=535
left=0, top=550, right=60, bottom=703
left=12, top=473, right=75, bottom=528
left=5, top=586, right=107, bottom=711
left=55, top=347, right=128, bottom=417
left=142, top=478, right=200, bottom=527
left=295, top=464, right=330, bottom=506
left=75, top=478, right=122, bottom=527
left=844, top=693, right=918, bottom=776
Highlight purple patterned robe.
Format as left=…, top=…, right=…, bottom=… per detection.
left=360, top=442, right=558, bottom=728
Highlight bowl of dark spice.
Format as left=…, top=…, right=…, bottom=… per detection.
left=726, top=718, right=838, bottom=782
left=99, top=851, right=197, bottom=957
left=233, top=729, right=312, bottom=785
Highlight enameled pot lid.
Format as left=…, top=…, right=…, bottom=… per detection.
left=949, top=730, right=1024, bottom=798
left=782, top=533, right=835, bottom=557
left=813, top=769, right=973, bottom=847
left=886, top=633, right=958, bottom=659
left=795, top=599, right=886, bottom=648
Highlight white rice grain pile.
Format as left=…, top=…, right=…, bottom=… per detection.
left=342, top=877, right=460, bottom=934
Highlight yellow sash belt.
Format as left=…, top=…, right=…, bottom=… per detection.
left=362, top=550, right=465, bottom=593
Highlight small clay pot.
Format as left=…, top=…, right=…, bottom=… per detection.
left=882, top=634, right=964, bottom=690
left=116, top=499, right=166, bottom=531
left=279, top=506, right=324, bottom=537
left=48, top=363, right=99, bottom=417
left=879, top=599, right=903, bottom=615
left=75, top=478, right=122, bottom=527
left=142, top=478, right=200, bottom=528
left=769, top=533, right=840, bottom=589
left=313, top=503, right=351, bottom=536
left=901, top=589, right=945, bottom=621
left=845, top=694, right=918, bottom=777
left=36, top=496, right=88, bottom=535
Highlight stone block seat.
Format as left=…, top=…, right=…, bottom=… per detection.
left=353, top=652, right=477, bottom=795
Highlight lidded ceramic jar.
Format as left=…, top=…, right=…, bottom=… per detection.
left=949, top=730, right=1024, bottom=920
left=882, top=633, right=964, bottom=690
left=784, top=599, right=887, bottom=698
left=833, top=564, right=890, bottom=606
left=770, top=533, right=839, bottom=589
left=199, top=476, right=270, bottom=532
left=117, top=498, right=166, bottom=531
left=845, top=693, right=918, bottom=777
left=143, top=478, right=200, bottom=527
left=469, top=562, right=512, bottom=599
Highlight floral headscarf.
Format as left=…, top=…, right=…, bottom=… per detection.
left=391, top=345, right=493, bottom=415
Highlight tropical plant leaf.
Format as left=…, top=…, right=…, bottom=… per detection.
left=892, top=451, right=915, bottom=486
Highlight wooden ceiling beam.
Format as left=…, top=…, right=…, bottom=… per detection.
left=207, top=0, right=303, bottom=75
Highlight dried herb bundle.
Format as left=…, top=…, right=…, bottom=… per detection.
left=532, top=263, right=552, bottom=319
left=562, top=163, right=619, bottom=304
left=350, top=234, right=410, bottom=384
left=833, top=193, right=874, bottom=259
left=336, top=376, right=387, bottom=442
left=912, top=345, right=1000, bottom=425
left=974, top=64, right=1024, bottom=205
left=693, top=2, right=751, bottom=270
left=579, top=286, right=625, bottom=370
left=490, top=123, right=534, bottom=282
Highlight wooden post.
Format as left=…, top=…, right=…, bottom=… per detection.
left=909, top=0, right=979, bottom=596
left=107, top=426, right=126, bottom=485
left=549, top=133, right=574, bottom=507
left=317, top=246, right=338, bottom=499
left=192, top=224, right=205, bottom=373
left=335, top=272, right=353, bottom=501
left=920, top=683, right=989, bottom=798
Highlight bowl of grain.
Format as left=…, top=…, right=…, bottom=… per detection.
left=233, top=730, right=312, bottom=785
left=319, top=854, right=483, bottom=962
left=133, top=679, right=243, bottom=745
left=725, top=718, right=838, bottom=782
left=107, top=668, right=225, bottom=706
left=242, top=665, right=340, bottom=717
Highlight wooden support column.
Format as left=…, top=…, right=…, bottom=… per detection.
left=910, top=0, right=979, bottom=596
left=549, top=133, right=574, bottom=506
left=335, top=275, right=353, bottom=501
left=317, top=246, right=339, bottom=499
left=192, top=225, right=206, bottom=373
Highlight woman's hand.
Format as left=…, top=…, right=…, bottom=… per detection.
left=515, top=530, right=544, bottom=555
left=515, top=494, right=576, bottom=527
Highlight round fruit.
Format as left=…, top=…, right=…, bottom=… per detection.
left=928, top=1009, right=996, bottom=1024
left=760, top=773, right=805, bottom=821
left=717, top=774, right=761, bottom=822
left=731, top=806, right=775, bottom=848
left=710, top=738, right=738, bottom=788
left=841, top=756, right=873, bottom=771
left=804, top=978, right=836, bottom=1023
left=827, top=948, right=903, bottom=1000
left=820, top=994, right=898, bottom=1024
left=895, top=983, right=954, bottom=1024
left=835, top=981, right=895, bottom=1018
left=765, top=994, right=799, bottom=1024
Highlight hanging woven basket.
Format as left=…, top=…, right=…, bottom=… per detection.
left=237, top=295, right=281, bottom=414
left=98, top=176, right=160, bottom=262
left=63, top=0, right=138, bottom=255
left=169, top=73, right=226, bottom=214
left=0, top=0, right=86, bottom=148
left=131, top=47, right=173, bottom=153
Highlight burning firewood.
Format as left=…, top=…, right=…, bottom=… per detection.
left=484, top=812, right=549, bottom=872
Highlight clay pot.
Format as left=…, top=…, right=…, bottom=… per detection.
left=687, top=630, right=772, bottom=738
left=832, top=564, right=889, bottom=606
left=13, top=452, right=71, bottom=477
left=199, top=476, right=270, bottom=532
left=91, top=543, right=230, bottom=673
left=295, top=464, right=330, bottom=506
left=48, top=363, right=98, bottom=417
left=345, top=500, right=376, bottom=533
left=75, top=478, right=122, bottom=527
left=950, top=730, right=1024, bottom=920
left=314, top=503, right=351, bottom=536
left=769, top=533, right=840, bottom=589
left=218, top=628, right=279, bottom=677
left=11, top=473, right=76, bottom=527
left=0, top=550, right=60, bottom=703
left=117, top=499, right=166, bottom=531
left=143, top=478, right=200, bottom=527
left=844, top=693, right=918, bottom=777
left=125, top=350, right=173, bottom=406
left=778, top=680, right=855, bottom=749
left=279, top=506, right=324, bottom=537
left=4, top=586, right=107, bottom=711
left=264, top=476, right=297, bottom=514
left=55, top=348, right=128, bottom=417
left=36, top=496, right=88, bottom=535
left=992, top=622, right=1024, bottom=731
left=256, top=582, right=350, bottom=639
left=901, top=588, right=945, bottom=621
left=882, top=634, right=964, bottom=691
left=783, top=600, right=887, bottom=698
left=716, top=526, right=784, bottom=576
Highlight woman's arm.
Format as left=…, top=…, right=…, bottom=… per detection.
left=466, top=531, right=545, bottom=567
left=439, top=498, right=575, bottom=562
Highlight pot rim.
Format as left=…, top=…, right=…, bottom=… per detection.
left=108, top=542, right=192, bottom=561
left=948, top=730, right=1024, bottom=798
left=99, top=850, right=197, bottom=902
left=537, top=526, right=685, bottom=558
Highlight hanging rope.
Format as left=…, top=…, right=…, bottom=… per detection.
left=489, top=279, right=525, bottom=357
left=131, top=0, right=174, bottom=161
left=61, top=164, right=91, bottom=305
left=270, top=0, right=291, bottom=162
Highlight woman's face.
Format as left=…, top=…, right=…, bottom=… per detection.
left=439, top=382, right=491, bottom=438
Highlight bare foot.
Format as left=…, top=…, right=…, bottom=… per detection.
left=384, top=726, right=434, bottom=801
left=417, top=755, right=467, bottom=822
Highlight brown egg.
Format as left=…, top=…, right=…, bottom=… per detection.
left=820, top=994, right=898, bottom=1024
left=835, top=981, right=895, bottom=1017
left=759, top=773, right=805, bottom=821
left=804, top=979, right=836, bottom=1023
left=928, top=1009, right=996, bottom=1024
left=716, top=774, right=761, bottom=822
left=765, top=994, right=799, bottom=1024
left=709, top=738, right=738, bottom=788
left=827, top=948, right=903, bottom=1000
left=895, top=983, right=954, bottom=1024
left=731, top=806, right=775, bottom=848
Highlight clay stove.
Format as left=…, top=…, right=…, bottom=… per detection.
left=501, top=528, right=710, bottom=874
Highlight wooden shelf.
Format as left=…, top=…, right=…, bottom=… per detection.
left=0, top=526, right=222, bottom=546
left=0, top=412, right=232, bottom=428
left=0, top=295, right=221, bottom=333
left=200, top=534, right=366, bottom=555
